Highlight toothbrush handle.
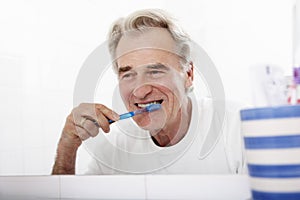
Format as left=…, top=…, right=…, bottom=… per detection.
left=91, top=111, right=135, bottom=127
left=108, top=111, right=135, bottom=124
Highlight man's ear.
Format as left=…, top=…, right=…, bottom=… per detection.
left=185, top=62, right=194, bottom=88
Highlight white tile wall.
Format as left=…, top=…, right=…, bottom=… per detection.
left=0, top=150, right=24, bottom=175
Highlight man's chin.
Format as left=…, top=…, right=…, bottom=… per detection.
left=134, top=115, right=166, bottom=131
left=137, top=122, right=154, bottom=130
left=135, top=120, right=161, bottom=131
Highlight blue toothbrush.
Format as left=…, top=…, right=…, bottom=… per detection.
left=92, top=104, right=161, bottom=126
left=108, top=104, right=161, bottom=124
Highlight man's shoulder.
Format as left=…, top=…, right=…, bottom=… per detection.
left=195, top=97, right=249, bottom=114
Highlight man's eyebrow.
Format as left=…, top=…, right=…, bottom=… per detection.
left=146, top=63, right=170, bottom=70
left=118, top=63, right=169, bottom=74
left=118, top=66, right=132, bottom=74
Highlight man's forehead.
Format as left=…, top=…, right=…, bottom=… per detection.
left=115, top=28, right=177, bottom=59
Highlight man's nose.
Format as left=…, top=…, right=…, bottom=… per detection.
left=132, top=84, right=153, bottom=99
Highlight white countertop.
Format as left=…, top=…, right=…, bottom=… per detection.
left=0, top=174, right=251, bottom=200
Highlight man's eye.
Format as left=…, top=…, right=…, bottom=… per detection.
left=121, top=73, right=134, bottom=80
left=148, top=70, right=165, bottom=77
left=151, top=70, right=161, bottom=74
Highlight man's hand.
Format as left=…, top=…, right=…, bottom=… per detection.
left=52, top=103, right=119, bottom=175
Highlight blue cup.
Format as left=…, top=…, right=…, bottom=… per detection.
left=240, top=105, right=300, bottom=200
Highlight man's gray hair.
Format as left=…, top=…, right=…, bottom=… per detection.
left=108, top=9, right=192, bottom=72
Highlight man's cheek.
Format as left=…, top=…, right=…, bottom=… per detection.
left=119, top=89, right=130, bottom=105
left=160, top=75, right=184, bottom=89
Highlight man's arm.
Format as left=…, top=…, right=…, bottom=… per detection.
left=52, top=115, right=82, bottom=174
left=51, top=104, right=119, bottom=175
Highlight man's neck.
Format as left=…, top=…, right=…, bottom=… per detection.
left=150, top=97, right=192, bottom=147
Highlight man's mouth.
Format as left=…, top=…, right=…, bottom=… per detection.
left=135, top=100, right=163, bottom=108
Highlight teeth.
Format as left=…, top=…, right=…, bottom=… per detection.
left=137, top=101, right=160, bottom=108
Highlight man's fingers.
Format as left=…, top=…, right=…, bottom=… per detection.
left=95, top=104, right=119, bottom=122
left=71, top=103, right=119, bottom=137
left=95, top=114, right=111, bottom=133
left=74, top=125, right=90, bottom=141
left=81, top=119, right=99, bottom=137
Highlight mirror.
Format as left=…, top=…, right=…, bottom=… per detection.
left=0, top=0, right=294, bottom=175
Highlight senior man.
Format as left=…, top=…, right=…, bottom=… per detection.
left=52, top=9, right=245, bottom=175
